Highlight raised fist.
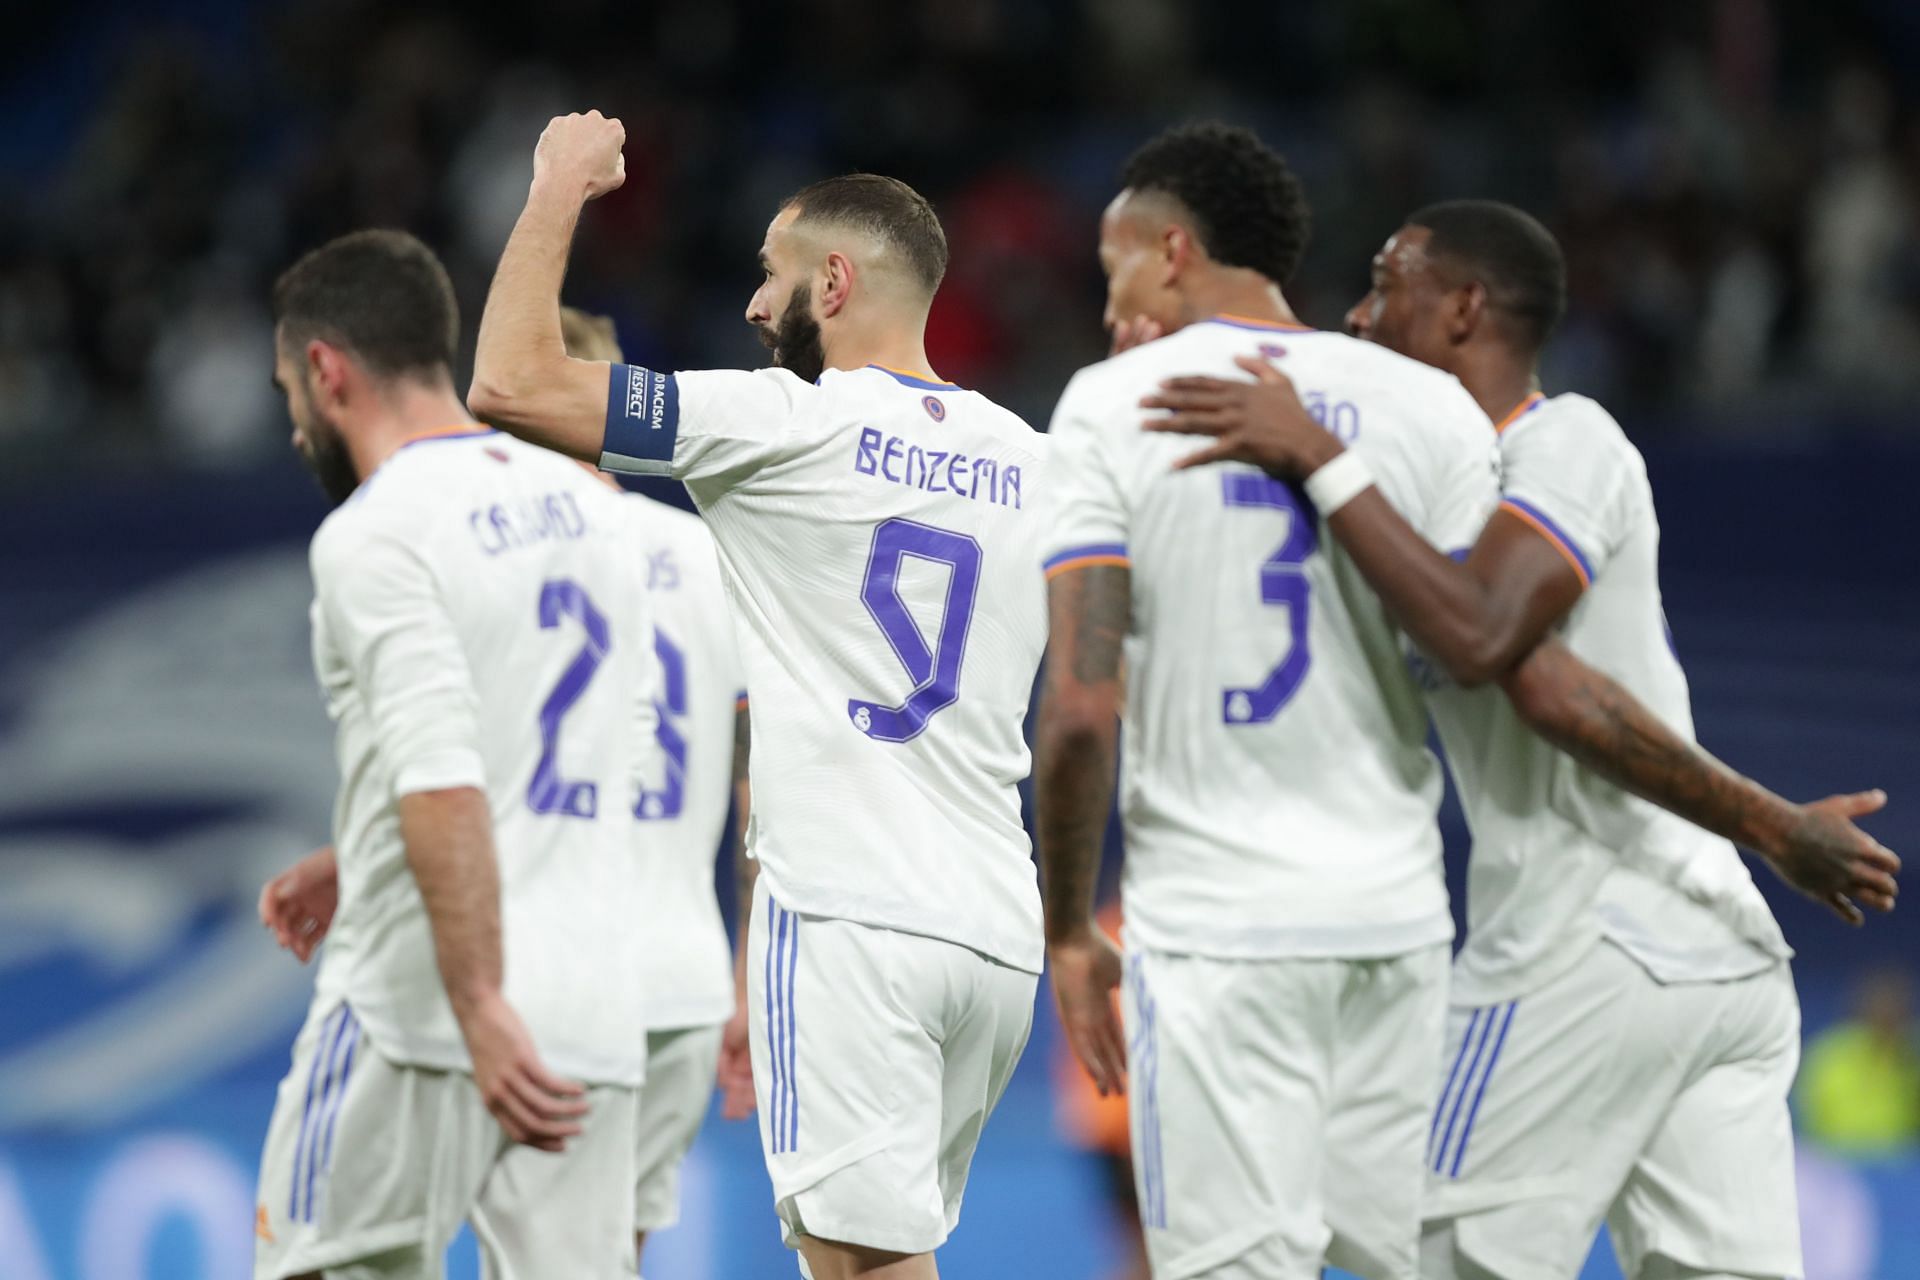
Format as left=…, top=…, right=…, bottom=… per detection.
left=533, top=110, right=627, bottom=202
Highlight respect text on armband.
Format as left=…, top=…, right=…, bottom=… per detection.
left=852, top=427, right=1025, bottom=510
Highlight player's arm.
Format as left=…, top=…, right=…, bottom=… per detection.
left=1146, top=362, right=1902, bottom=921
left=1502, top=640, right=1899, bottom=923
left=718, top=702, right=757, bottom=1120
left=394, top=786, right=582, bottom=1145
left=468, top=112, right=628, bottom=462
left=1036, top=564, right=1130, bottom=1096
left=315, top=522, right=587, bottom=1150
left=1146, top=357, right=1572, bottom=685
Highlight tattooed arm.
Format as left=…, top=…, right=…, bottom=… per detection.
left=1036, top=565, right=1130, bottom=1094
left=1502, top=639, right=1899, bottom=923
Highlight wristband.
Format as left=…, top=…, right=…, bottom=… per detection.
left=1302, top=449, right=1374, bottom=515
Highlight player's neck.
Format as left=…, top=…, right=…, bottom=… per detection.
left=347, top=381, right=481, bottom=480
left=822, top=314, right=944, bottom=385
left=1180, top=274, right=1302, bottom=332
left=1451, top=351, right=1540, bottom=431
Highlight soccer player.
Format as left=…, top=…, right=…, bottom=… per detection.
left=251, top=230, right=658, bottom=1280
left=1037, top=123, right=1502, bottom=1280
left=1143, top=201, right=1899, bottom=1280
left=467, top=112, right=1049, bottom=1280
left=259, top=305, right=759, bottom=1275
left=556, top=307, right=761, bottom=1267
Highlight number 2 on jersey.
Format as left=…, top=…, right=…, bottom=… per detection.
left=1222, top=473, right=1317, bottom=724
left=528, top=578, right=610, bottom=818
left=849, top=517, right=982, bottom=743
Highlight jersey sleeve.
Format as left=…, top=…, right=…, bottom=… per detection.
left=1040, top=369, right=1133, bottom=579
left=1496, top=407, right=1632, bottom=589
left=312, top=516, right=487, bottom=797
left=600, top=364, right=811, bottom=491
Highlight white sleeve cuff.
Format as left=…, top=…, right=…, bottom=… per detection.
left=392, top=748, right=488, bottom=798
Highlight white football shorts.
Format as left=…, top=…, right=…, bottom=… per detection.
left=254, top=998, right=637, bottom=1280
left=1420, top=940, right=1801, bottom=1280
left=1121, top=943, right=1451, bottom=1280
left=632, top=1023, right=724, bottom=1234
left=746, top=877, right=1037, bottom=1259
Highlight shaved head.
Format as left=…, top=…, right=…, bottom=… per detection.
left=782, top=173, right=948, bottom=303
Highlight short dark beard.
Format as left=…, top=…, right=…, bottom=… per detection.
left=296, top=401, right=361, bottom=506
left=757, top=283, right=826, bottom=385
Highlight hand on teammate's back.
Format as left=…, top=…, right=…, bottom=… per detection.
left=1142, top=355, right=1342, bottom=478
left=1048, top=928, right=1129, bottom=1097
left=533, top=110, right=627, bottom=202
left=259, top=845, right=340, bottom=963
left=1767, top=790, right=1900, bottom=926
left=456, top=989, right=590, bottom=1151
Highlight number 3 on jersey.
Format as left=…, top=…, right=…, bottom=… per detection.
left=849, top=517, right=982, bottom=743
left=1222, top=473, right=1316, bottom=724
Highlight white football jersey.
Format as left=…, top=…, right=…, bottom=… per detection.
left=308, top=428, right=659, bottom=1086
left=1423, top=392, right=1790, bottom=1006
left=601, top=362, right=1049, bottom=973
left=620, top=492, right=747, bottom=1029
left=1044, top=316, right=1500, bottom=959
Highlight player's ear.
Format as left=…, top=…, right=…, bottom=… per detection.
left=307, top=340, right=351, bottom=406
left=818, top=250, right=855, bottom=319
left=1449, top=281, right=1488, bottom=344
left=1160, top=224, right=1190, bottom=287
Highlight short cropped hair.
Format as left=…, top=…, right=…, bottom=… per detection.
left=559, top=306, right=625, bottom=363
left=785, top=173, right=949, bottom=297
left=1408, top=200, right=1567, bottom=352
left=271, top=229, right=459, bottom=380
left=1121, top=122, right=1311, bottom=287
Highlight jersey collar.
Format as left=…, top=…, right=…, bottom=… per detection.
left=864, top=363, right=961, bottom=391
left=1208, top=312, right=1317, bottom=334
left=395, top=425, right=496, bottom=451
left=1493, top=393, right=1547, bottom=434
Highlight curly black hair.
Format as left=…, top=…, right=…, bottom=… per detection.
left=1408, top=200, right=1567, bottom=354
left=1120, top=122, right=1311, bottom=287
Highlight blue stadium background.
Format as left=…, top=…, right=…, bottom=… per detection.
left=4, top=0, right=1920, bottom=1276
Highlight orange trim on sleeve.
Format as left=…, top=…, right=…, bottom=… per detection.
left=1498, top=500, right=1591, bottom=588
left=1044, top=554, right=1132, bottom=580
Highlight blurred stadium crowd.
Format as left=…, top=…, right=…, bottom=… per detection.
left=2, top=0, right=1919, bottom=475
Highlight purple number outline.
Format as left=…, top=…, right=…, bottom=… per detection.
left=848, top=517, right=982, bottom=743
left=1221, top=472, right=1317, bottom=724
left=528, top=578, right=611, bottom=818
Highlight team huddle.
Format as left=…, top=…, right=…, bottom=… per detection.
left=249, top=114, right=1899, bottom=1280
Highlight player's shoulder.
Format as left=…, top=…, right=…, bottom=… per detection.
left=1507, top=392, right=1646, bottom=475
left=1315, top=337, right=1487, bottom=433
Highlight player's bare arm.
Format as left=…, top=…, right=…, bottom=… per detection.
left=1502, top=641, right=1900, bottom=925
left=718, top=704, right=757, bottom=1120
left=399, top=786, right=589, bottom=1150
left=1035, top=565, right=1130, bottom=1096
left=468, top=111, right=628, bottom=461
left=259, top=843, right=339, bottom=964
left=1148, top=358, right=1902, bottom=925
left=1145, top=355, right=1582, bottom=686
